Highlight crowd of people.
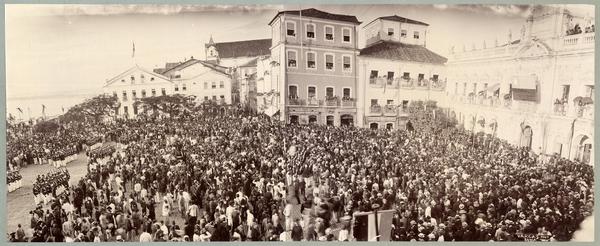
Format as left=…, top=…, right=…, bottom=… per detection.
left=7, top=171, right=23, bottom=192
left=6, top=121, right=107, bottom=171
left=8, top=103, right=594, bottom=242
left=32, top=168, right=71, bottom=206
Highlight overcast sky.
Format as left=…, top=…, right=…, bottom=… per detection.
left=5, top=4, right=595, bottom=99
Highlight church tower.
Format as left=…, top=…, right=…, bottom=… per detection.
left=205, top=35, right=219, bottom=64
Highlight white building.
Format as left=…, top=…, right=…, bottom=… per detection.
left=357, top=16, right=447, bottom=130
left=103, top=65, right=174, bottom=118
left=442, top=5, right=594, bottom=165
left=159, top=59, right=233, bottom=105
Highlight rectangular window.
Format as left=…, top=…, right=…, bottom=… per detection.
left=401, top=30, right=407, bottom=38
left=387, top=28, right=394, bottom=36
left=343, top=28, right=351, bottom=42
left=220, top=81, right=224, bottom=88
left=432, top=75, right=439, bottom=82
left=343, top=88, right=351, bottom=97
left=161, top=88, right=166, bottom=96
left=463, top=83, right=467, bottom=95
left=132, top=90, right=137, bottom=99
left=561, top=85, right=570, bottom=101
left=212, top=82, right=217, bottom=89
left=204, top=96, right=209, bottom=101
left=152, top=89, right=156, bottom=96
left=306, top=24, right=315, bottom=39
left=308, top=86, right=316, bottom=98
left=371, top=99, right=378, bottom=106
left=325, top=26, right=334, bottom=41
left=370, top=70, right=379, bottom=78
left=182, top=84, right=187, bottom=91
left=387, top=72, right=395, bottom=84
left=175, top=86, right=179, bottom=92
left=140, top=74, right=145, bottom=83
left=586, top=85, right=594, bottom=98
left=326, top=87, right=334, bottom=98
left=418, top=74, right=425, bottom=82
left=325, top=54, right=334, bottom=70
left=387, top=100, right=394, bottom=105
left=141, top=90, right=146, bottom=98
left=122, top=91, right=127, bottom=101
left=307, top=52, right=316, bottom=69
left=403, top=72, right=410, bottom=79
left=133, top=104, right=138, bottom=115
left=204, top=82, right=208, bottom=89
left=287, top=50, right=297, bottom=68
left=289, top=85, right=298, bottom=98
left=343, top=56, right=351, bottom=71
left=212, top=95, right=217, bottom=101
left=414, top=31, right=420, bottom=39
left=286, top=22, right=296, bottom=37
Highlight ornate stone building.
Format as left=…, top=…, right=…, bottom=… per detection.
left=442, top=5, right=594, bottom=165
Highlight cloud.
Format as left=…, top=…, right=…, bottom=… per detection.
left=8, top=4, right=283, bottom=17
left=433, top=4, right=533, bottom=18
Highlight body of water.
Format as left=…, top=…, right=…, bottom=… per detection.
left=7, top=93, right=99, bottom=121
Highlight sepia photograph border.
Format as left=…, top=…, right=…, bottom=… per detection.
left=0, top=0, right=599, bottom=245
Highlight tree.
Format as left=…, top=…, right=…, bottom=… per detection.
left=60, top=94, right=120, bottom=123
left=134, top=94, right=196, bottom=119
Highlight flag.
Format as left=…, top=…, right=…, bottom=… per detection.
left=352, top=209, right=394, bottom=241
left=16, top=107, right=23, bottom=114
left=62, top=106, right=65, bottom=113
left=132, top=41, right=135, bottom=58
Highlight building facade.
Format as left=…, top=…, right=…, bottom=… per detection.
left=358, top=16, right=447, bottom=130
left=269, top=8, right=361, bottom=126
left=442, top=5, right=595, bottom=165
left=103, top=65, right=174, bottom=118
left=159, top=59, right=233, bottom=105
left=205, top=37, right=271, bottom=104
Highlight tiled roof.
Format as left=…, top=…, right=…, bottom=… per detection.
left=368, top=15, right=429, bottom=27
left=359, top=40, right=447, bottom=64
left=210, top=39, right=272, bottom=59
left=160, top=59, right=199, bottom=75
left=160, top=59, right=229, bottom=77
left=239, top=57, right=259, bottom=67
left=269, top=8, right=361, bottom=25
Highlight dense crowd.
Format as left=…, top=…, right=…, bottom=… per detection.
left=10, top=103, right=594, bottom=242
left=6, top=121, right=107, bottom=171
left=32, top=168, right=71, bottom=205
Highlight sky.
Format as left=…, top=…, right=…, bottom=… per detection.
left=5, top=4, right=595, bottom=101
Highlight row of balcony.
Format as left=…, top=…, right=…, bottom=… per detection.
left=288, top=96, right=356, bottom=107
left=369, top=104, right=408, bottom=116
left=369, top=77, right=446, bottom=91
left=451, top=94, right=594, bottom=120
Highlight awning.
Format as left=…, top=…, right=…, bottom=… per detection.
left=574, top=96, right=594, bottom=105
left=512, top=88, right=537, bottom=102
left=486, top=83, right=501, bottom=93
left=264, top=106, right=279, bottom=117
left=513, top=74, right=538, bottom=90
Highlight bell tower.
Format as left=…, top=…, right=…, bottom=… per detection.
left=205, top=35, right=219, bottom=64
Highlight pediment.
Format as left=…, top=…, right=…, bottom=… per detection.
left=105, top=66, right=172, bottom=87
left=514, top=39, right=552, bottom=58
